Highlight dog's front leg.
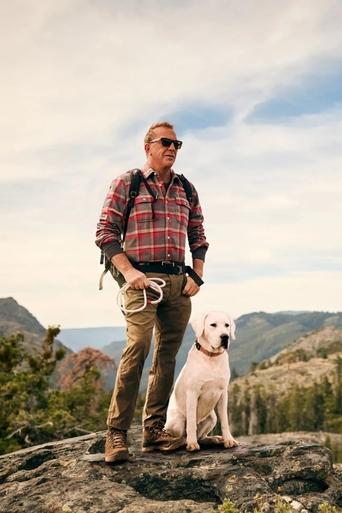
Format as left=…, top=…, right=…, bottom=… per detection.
left=217, top=389, right=238, bottom=448
left=186, top=390, right=200, bottom=451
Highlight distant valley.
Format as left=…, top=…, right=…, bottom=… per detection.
left=58, top=326, right=126, bottom=352
left=1, top=297, right=342, bottom=393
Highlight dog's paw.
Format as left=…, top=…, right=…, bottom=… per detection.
left=223, top=437, right=239, bottom=448
left=186, top=441, right=200, bottom=452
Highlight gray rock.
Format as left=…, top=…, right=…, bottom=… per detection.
left=0, top=424, right=341, bottom=513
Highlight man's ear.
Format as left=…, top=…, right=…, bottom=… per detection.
left=144, top=142, right=150, bottom=156
left=229, top=317, right=236, bottom=341
left=191, top=313, right=208, bottom=340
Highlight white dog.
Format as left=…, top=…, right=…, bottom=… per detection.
left=165, top=311, right=238, bottom=451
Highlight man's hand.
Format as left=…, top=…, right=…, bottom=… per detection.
left=111, top=253, right=149, bottom=290
left=182, top=276, right=200, bottom=297
left=122, top=268, right=150, bottom=289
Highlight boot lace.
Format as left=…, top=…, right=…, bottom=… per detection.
left=149, top=420, right=176, bottom=440
left=107, top=429, right=127, bottom=448
left=149, top=420, right=165, bottom=434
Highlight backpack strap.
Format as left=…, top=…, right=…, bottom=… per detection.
left=176, top=174, right=204, bottom=287
left=177, top=173, right=193, bottom=204
left=122, top=168, right=142, bottom=242
left=100, top=169, right=142, bottom=279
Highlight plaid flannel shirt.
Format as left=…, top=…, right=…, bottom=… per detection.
left=95, top=166, right=209, bottom=264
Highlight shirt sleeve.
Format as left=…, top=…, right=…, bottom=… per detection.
left=95, top=174, right=128, bottom=260
left=187, top=183, right=209, bottom=261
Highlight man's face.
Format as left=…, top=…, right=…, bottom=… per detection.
left=145, top=127, right=179, bottom=171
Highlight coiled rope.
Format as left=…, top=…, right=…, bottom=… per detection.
left=117, top=277, right=166, bottom=314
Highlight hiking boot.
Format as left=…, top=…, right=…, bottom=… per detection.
left=104, top=428, right=129, bottom=463
left=142, top=421, right=186, bottom=453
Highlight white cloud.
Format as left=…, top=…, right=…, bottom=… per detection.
left=1, top=0, right=341, bottom=327
left=2, top=0, right=342, bottom=157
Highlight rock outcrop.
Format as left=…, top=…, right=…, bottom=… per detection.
left=0, top=425, right=341, bottom=513
left=55, top=347, right=117, bottom=391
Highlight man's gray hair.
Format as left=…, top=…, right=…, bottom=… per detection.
left=144, top=121, right=174, bottom=144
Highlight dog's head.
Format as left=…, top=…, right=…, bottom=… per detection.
left=191, top=311, right=236, bottom=352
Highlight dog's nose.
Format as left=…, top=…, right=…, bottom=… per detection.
left=220, top=334, right=229, bottom=348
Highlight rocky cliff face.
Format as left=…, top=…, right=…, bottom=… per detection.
left=0, top=425, right=341, bottom=513
left=0, top=297, right=70, bottom=356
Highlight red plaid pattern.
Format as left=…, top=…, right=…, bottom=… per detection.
left=95, top=167, right=208, bottom=263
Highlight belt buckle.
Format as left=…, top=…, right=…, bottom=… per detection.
left=161, top=261, right=183, bottom=275
left=176, top=265, right=183, bottom=275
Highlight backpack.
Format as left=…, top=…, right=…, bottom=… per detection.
left=99, top=169, right=193, bottom=289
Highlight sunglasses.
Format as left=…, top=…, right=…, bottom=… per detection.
left=150, top=137, right=183, bottom=150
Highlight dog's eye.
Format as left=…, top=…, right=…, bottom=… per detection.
left=225, top=323, right=230, bottom=328
left=210, top=323, right=217, bottom=327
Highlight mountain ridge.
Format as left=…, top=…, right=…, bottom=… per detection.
left=2, top=297, right=342, bottom=392
left=0, top=297, right=70, bottom=356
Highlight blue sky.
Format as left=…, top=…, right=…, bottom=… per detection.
left=249, top=64, right=342, bottom=121
left=0, top=0, right=341, bottom=327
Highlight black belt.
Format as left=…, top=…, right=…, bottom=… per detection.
left=133, top=261, right=185, bottom=275
left=132, top=261, right=204, bottom=286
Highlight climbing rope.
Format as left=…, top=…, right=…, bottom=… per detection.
left=117, top=277, right=166, bottom=314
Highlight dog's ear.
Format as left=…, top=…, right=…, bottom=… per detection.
left=229, top=317, right=236, bottom=340
left=191, top=313, right=208, bottom=339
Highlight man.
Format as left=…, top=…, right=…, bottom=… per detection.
left=95, top=121, right=208, bottom=463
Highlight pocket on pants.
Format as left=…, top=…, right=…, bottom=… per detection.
left=181, top=274, right=188, bottom=293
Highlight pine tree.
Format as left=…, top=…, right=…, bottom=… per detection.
left=335, top=356, right=342, bottom=414
left=287, top=385, right=304, bottom=431
left=0, top=329, right=110, bottom=454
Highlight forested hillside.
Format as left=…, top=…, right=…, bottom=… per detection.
left=229, top=326, right=342, bottom=440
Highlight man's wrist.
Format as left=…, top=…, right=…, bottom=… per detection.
left=123, top=268, right=142, bottom=282
left=192, top=259, right=204, bottom=279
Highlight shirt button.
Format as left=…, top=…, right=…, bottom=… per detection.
left=167, top=236, right=170, bottom=239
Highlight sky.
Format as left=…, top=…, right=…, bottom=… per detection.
left=1, top=0, right=341, bottom=328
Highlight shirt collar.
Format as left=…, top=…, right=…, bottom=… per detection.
left=141, top=163, right=180, bottom=183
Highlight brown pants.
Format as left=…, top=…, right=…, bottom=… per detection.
left=107, top=273, right=191, bottom=431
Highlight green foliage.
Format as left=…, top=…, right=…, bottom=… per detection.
left=0, top=329, right=111, bottom=454
left=250, top=362, right=258, bottom=372
left=229, top=357, right=342, bottom=461
left=324, top=435, right=342, bottom=463
left=318, top=502, right=338, bottom=513
left=275, top=348, right=310, bottom=366
left=317, top=348, right=328, bottom=359
left=210, top=498, right=339, bottom=513
left=335, top=356, right=342, bottom=414
left=274, top=498, right=292, bottom=513
left=210, top=499, right=239, bottom=513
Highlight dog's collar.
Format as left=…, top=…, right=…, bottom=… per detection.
left=195, top=341, right=224, bottom=358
